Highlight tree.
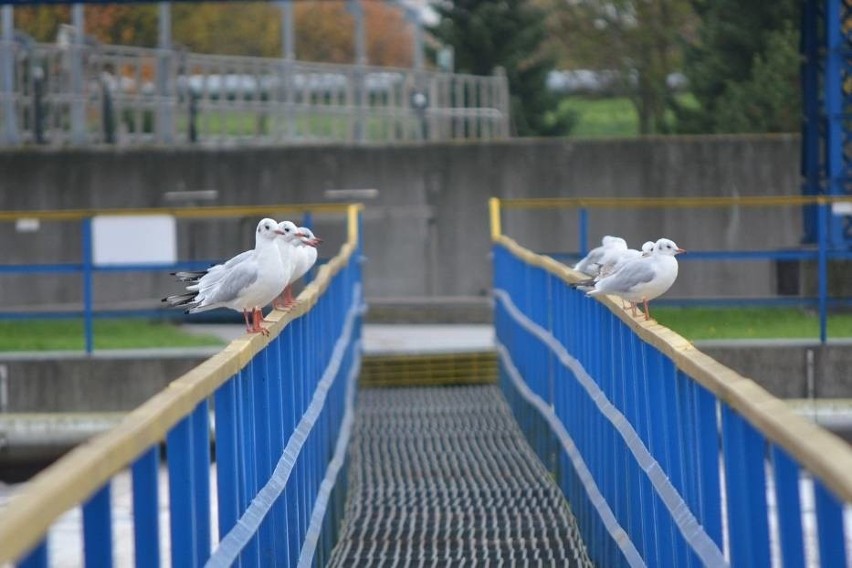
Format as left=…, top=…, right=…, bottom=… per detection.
left=428, top=0, right=573, bottom=136
left=675, top=0, right=800, bottom=133
left=546, top=0, right=695, bottom=135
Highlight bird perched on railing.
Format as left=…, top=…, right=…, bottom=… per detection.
left=585, top=237, right=685, bottom=321
left=274, top=226, right=322, bottom=310
left=571, top=240, right=654, bottom=291
left=163, top=218, right=304, bottom=335
left=573, top=235, right=628, bottom=277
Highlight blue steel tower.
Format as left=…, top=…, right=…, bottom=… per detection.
left=801, top=0, right=852, bottom=246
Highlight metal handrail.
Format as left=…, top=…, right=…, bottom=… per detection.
left=0, top=203, right=364, bottom=564
left=492, top=229, right=852, bottom=566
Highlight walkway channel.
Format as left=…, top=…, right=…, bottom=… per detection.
left=327, top=385, right=593, bottom=566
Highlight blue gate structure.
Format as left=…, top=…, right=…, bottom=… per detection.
left=490, top=198, right=852, bottom=567
left=0, top=204, right=364, bottom=567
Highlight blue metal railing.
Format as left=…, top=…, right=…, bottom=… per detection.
left=0, top=204, right=338, bottom=353
left=499, top=196, right=852, bottom=344
left=0, top=205, right=364, bottom=567
left=492, top=236, right=852, bottom=567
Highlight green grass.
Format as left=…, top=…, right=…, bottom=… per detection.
left=559, top=94, right=699, bottom=138
left=0, top=319, right=225, bottom=352
left=653, top=307, right=852, bottom=340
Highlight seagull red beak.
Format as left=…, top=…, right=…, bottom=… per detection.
left=675, top=248, right=686, bottom=254
left=311, top=237, right=323, bottom=246
left=274, top=229, right=286, bottom=235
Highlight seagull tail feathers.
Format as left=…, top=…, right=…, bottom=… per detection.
left=162, top=291, right=199, bottom=308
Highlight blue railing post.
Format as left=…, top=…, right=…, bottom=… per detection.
left=17, top=540, right=48, bottom=568
left=82, top=483, right=113, bottom=566
left=167, top=415, right=198, bottom=568
left=131, top=446, right=161, bottom=568
left=81, top=216, right=94, bottom=354
left=578, top=207, right=588, bottom=256
left=817, top=199, right=828, bottom=344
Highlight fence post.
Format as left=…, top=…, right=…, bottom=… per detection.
left=817, top=199, right=828, bottom=344
left=156, top=2, right=174, bottom=144
left=69, top=5, right=87, bottom=145
left=82, top=217, right=94, bottom=354
left=1, top=6, right=19, bottom=146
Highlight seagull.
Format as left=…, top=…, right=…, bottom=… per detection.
left=275, top=226, right=322, bottom=309
left=571, top=240, right=654, bottom=290
left=586, top=238, right=685, bottom=321
left=573, top=235, right=628, bottom=277
left=163, top=218, right=297, bottom=335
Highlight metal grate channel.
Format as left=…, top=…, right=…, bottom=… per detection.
left=327, top=385, right=593, bottom=567
left=359, top=352, right=498, bottom=388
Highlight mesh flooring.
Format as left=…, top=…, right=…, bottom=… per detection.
left=327, top=385, right=593, bottom=567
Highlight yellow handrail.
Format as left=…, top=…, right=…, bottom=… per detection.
left=496, top=194, right=852, bottom=210
left=0, top=202, right=355, bottom=223
left=0, top=204, right=364, bottom=562
left=495, top=233, right=852, bottom=504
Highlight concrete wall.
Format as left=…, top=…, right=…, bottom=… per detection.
left=0, top=135, right=801, bottom=309
left=0, top=351, right=213, bottom=412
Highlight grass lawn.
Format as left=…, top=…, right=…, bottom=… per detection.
left=0, top=319, right=225, bottom=352
left=653, top=307, right=852, bottom=340
left=559, top=94, right=699, bottom=138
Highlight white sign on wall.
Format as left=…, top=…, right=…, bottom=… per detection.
left=92, top=215, right=177, bottom=265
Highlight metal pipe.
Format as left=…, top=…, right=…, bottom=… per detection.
left=70, top=4, right=87, bottom=145
left=1, top=5, right=18, bottom=145
left=157, top=2, right=173, bottom=144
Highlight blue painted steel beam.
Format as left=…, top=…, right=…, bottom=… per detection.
left=131, top=446, right=161, bottom=568
left=16, top=540, right=48, bottom=568
left=167, top=415, right=198, bottom=568
left=82, top=483, right=113, bottom=566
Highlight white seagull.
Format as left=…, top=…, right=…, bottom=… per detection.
left=586, top=237, right=685, bottom=321
left=275, top=226, right=322, bottom=309
left=163, top=218, right=297, bottom=335
left=573, top=235, right=628, bottom=277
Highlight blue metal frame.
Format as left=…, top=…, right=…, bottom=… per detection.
left=493, top=239, right=851, bottom=567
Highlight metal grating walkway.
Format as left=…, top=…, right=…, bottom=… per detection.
left=327, top=385, right=593, bottom=567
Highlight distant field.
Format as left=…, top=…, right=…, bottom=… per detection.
left=0, top=319, right=224, bottom=351
left=560, top=94, right=698, bottom=138
left=653, top=307, right=852, bottom=340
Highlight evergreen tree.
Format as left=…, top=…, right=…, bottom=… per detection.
left=676, top=0, right=800, bottom=133
left=428, top=0, right=572, bottom=136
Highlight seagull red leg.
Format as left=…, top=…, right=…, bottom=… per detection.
left=643, top=299, right=651, bottom=321
left=242, top=310, right=253, bottom=333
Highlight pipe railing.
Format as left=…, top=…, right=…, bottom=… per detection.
left=490, top=199, right=852, bottom=567
left=0, top=203, right=365, bottom=567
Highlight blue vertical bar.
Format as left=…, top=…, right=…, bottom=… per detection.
left=17, top=539, right=48, bottom=568
left=81, top=217, right=94, bottom=354
left=578, top=207, right=588, bottom=256
left=302, top=211, right=313, bottom=230
left=131, top=446, right=161, bottom=568
left=252, top=350, right=277, bottom=565
left=268, top=334, right=290, bottom=567
left=692, top=385, right=722, bottom=549
left=192, top=400, right=211, bottom=563
left=82, top=483, right=113, bottom=566
left=825, top=0, right=845, bottom=246
left=770, top=446, right=805, bottom=568
left=214, top=376, right=240, bottom=564
left=813, top=480, right=848, bottom=568
left=238, top=365, right=261, bottom=566
left=167, top=416, right=197, bottom=568
left=721, top=407, right=770, bottom=568
left=817, top=200, right=828, bottom=344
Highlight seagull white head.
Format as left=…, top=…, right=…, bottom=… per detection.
left=277, top=220, right=303, bottom=243
left=298, top=227, right=323, bottom=247
left=256, top=218, right=285, bottom=241
left=641, top=241, right=655, bottom=256
left=653, top=238, right=686, bottom=256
